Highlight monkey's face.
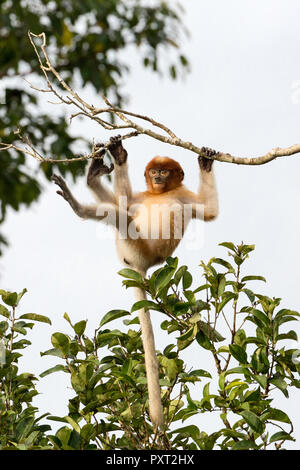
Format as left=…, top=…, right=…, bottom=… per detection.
left=148, top=168, right=171, bottom=193
left=145, top=157, right=184, bottom=193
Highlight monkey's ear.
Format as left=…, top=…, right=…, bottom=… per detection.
left=144, top=171, right=146, bottom=177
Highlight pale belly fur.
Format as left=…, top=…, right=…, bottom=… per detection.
left=116, top=196, right=189, bottom=271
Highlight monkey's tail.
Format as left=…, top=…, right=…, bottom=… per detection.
left=134, top=286, right=163, bottom=428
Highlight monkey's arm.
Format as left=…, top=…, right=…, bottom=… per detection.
left=180, top=148, right=219, bottom=221
left=108, top=135, right=133, bottom=202
left=52, top=174, right=117, bottom=222
left=87, top=144, right=116, bottom=204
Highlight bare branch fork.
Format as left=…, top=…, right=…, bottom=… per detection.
left=1, top=31, right=300, bottom=166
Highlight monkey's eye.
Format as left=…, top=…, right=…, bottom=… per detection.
left=160, top=170, right=170, bottom=177
left=149, top=169, right=158, bottom=177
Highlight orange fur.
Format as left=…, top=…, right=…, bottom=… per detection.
left=144, top=156, right=184, bottom=193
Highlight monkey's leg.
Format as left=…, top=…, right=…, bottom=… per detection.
left=107, top=135, right=132, bottom=201
left=87, top=143, right=115, bottom=204
left=196, top=148, right=219, bottom=221
left=134, top=284, right=163, bottom=428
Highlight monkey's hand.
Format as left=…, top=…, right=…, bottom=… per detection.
left=51, top=174, right=76, bottom=205
left=87, top=144, right=114, bottom=185
left=107, top=134, right=128, bottom=166
left=198, top=147, right=218, bottom=172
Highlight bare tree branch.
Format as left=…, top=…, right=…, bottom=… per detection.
left=1, top=31, right=300, bottom=167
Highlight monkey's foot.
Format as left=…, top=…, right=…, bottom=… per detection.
left=87, top=154, right=114, bottom=185
left=51, top=174, right=74, bottom=203
left=198, top=147, right=218, bottom=172
left=108, top=134, right=128, bottom=165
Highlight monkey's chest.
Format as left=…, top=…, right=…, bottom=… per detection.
left=133, top=200, right=185, bottom=243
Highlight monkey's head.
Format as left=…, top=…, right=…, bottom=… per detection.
left=144, top=157, right=184, bottom=194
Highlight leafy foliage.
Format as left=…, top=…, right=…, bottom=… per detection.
left=1, top=243, right=299, bottom=449
left=0, top=0, right=188, bottom=253
left=0, top=288, right=52, bottom=449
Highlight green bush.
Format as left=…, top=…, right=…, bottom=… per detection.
left=0, top=242, right=299, bottom=449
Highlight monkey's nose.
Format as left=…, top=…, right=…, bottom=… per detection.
left=155, top=177, right=163, bottom=183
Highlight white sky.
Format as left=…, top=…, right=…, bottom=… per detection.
left=1, top=0, right=300, bottom=448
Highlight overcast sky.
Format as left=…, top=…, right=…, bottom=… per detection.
left=1, top=0, right=300, bottom=448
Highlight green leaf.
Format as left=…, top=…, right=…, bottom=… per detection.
left=173, top=265, right=187, bottom=285
left=275, top=309, right=300, bottom=319
left=269, top=431, right=295, bottom=444
left=179, top=54, right=189, bottom=67
left=218, top=372, right=226, bottom=391
left=229, top=344, right=248, bottom=364
left=217, top=345, right=230, bottom=353
left=99, top=310, right=130, bottom=328
left=47, top=416, right=68, bottom=423
left=196, top=330, right=213, bottom=350
left=253, top=374, right=267, bottom=389
left=74, top=320, right=87, bottom=336
left=131, top=300, right=161, bottom=313
left=51, top=332, right=70, bottom=355
left=276, top=330, right=298, bottom=342
left=118, top=269, right=143, bottom=283
left=161, top=357, right=179, bottom=381
left=177, top=325, right=197, bottom=351
left=247, top=309, right=270, bottom=328
left=12, top=339, right=31, bottom=349
left=12, top=323, right=27, bottom=335
left=269, top=377, right=288, bottom=397
left=65, top=416, right=80, bottom=433
left=244, top=387, right=261, bottom=402
left=166, top=257, right=178, bottom=269
left=40, top=348, right=65, bottom=358
left=210, top=257, right=235, bottom=273
left=20, top=313, right=52, bottom=325
left=232, top=440, right=258, bottom=450
left=170, top=64, right=177, bottom=79
left=203, top=382, right=210, bottom=397
left=182, top=271, right=193, bottom=290
left=217, top=276, right=226, bottom=297
left=40, top=364, right=66, bottom=377
left=241, top=275, right=266, bottom=283
left=177, top=326, right=196, bottom=342
left=189, top=369, right=212, bottom=378
left=154, top=267, right=176, bottom=294
left=1, top=291, right=18, bottom=306
left=261, top=408, right=291, bottom=424
left=63, top=313, right=73, bottom=327
left=0, top=304, right=10, bottom=318
left=16, top=288, right=27, bottom=306
left=217, top=292, right=237, bottom=313
left=80, top=423, right=96, bottom=442
left=169, top=425, right=200, bottom=440
left=0, top=321, right=9, bottom=334
left=240, top=410, right=263, bottom=434
left=239, top=244, right=255, bottom=255
left=198, top=321, right=225, bottom=342
left=219, top=242, right=237, bottom=253
left=242, top=288, right=255, bottom=303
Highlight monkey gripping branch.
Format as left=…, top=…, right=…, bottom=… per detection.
left=1, top=32, right=300, bottom=166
